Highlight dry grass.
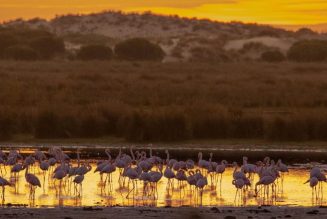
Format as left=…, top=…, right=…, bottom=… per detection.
left=0, top=61, right=327, bottom=142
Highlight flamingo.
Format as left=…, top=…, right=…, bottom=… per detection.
left=233, top=178, right=245, bottom=202
left=175, top=169, right=187, bottom=192
left=305, top=177, right=319, bottom=198
left=241, top=157, right=256, bottom=180
left=11, top=163, right=25, bottom=179
left=216, top=160, right=227, bottom=190
left=25, top=164, right=41, bottom=198
left=34, top=149, right=46, bottom=163
left=255, top=174, right=277, bottom=198
left=73, top=174, right=84, bottom=196
left=309, top=166, right=326, bottom=195
left=187, top=171, right=197, bottom=193
left=99, top=149, right=116, bottom=185
left=195, top=173, right=208, bottom=205
left=198, top=152, right=210, bottom=174
left=125, top=164, right=139, bottom=198
left=164, top=164, right=175, bottom=191
left=39, top=159, right=49, bottom=186
left=114, top=148, right=127, bottom=172
left=165, top=150, right=177, bottom=168
left=52, top=150, right=68, bottom=194
left=0, top=176, right=12, bottom=200
left=149, top=164, right=163, bottom=198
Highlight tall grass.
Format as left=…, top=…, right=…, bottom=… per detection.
left=1, top=61, right=327, bottom=142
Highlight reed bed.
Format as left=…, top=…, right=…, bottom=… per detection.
left=0, top=61, right=327, bottom=142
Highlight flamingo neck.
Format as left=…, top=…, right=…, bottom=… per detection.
left=25, top=165, right=29, bottom=176
left=130, top=148, right=135, bottom=161
left=233, top=165, right=238, bottom=173
left=77, top=152, right=80, bottom=167
left=118, top=148, right=122, bottom=158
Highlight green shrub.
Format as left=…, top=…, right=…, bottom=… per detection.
left=115, top=38, right=165, bottom=61
left=76, top=45, right=113, bottom=60
left=287, top=40, right=327, bottom=62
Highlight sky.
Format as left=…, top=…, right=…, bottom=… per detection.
left=1, top=0, right=327, bottom=28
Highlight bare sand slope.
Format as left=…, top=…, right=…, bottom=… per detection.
left=0, top=207, right=325, bottom=219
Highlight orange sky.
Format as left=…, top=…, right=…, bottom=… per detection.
left=1, top=0, right=327, bottom=27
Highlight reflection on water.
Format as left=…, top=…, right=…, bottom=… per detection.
left=0, top=162, right=324, bottom=207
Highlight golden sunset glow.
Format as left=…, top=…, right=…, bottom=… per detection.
left=0, top=162, right=320, bottom=207
left=1, top=0, right=327, bottom=27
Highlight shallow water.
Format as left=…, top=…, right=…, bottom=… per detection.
left=0, top=162, right=324, bottom=208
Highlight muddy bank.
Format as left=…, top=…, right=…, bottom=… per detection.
left=0, top=206, right=326, bottom=219
left=2, top=144, right=327, bottom=164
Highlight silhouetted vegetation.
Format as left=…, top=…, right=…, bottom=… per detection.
left=29, top=36, right=65, bottom=59
left=0, top=61, right=327, bottom=142
left=77, top=45, right=113, bottom=60
left=261, top=51, right=285, bottom=62
left=295, top=28, right=317, bottom=36
left=0, top=27, right=65, bottom=60
left=4, top=45, right=38, bottom=61
left=115, top=38, right=165, bottom=61
left=287, top=40, right=327, bottom=62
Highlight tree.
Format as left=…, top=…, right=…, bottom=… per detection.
left=114, top=38, right=165, bottom=61
left=287, top=40, right=327, bottom=62
left=4, top=45, right=38, bottom=61
left=261, top=50, right=285, bottom=62
left=76, top=45, right=113, bottom=60
left=29, top=36, right=65, bottom=59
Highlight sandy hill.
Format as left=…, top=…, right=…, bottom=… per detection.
left=3, top=11, right=327, bottom=62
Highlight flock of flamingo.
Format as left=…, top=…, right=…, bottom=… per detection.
left=0, top=146, right=325, bottom=206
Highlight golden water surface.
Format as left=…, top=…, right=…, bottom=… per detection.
left=0, top=161, right=323, bottom=208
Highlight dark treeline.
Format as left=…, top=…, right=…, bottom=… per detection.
left=0, top=27, right=65, bottom=60
left=0, top=27, right=165, bottom=61
left=2, top=100, right=327, bottom=142
left=0, top=61, right=327, bottom=142
left=2, top=26, right=327, bottom=63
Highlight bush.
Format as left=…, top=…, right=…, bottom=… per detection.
left=115, top=38, right=165, bottom=61
left=4, top=45, right=38, bottom=61
left=261, top=50, right=285, bottom=62
left=76, top=45, right=113, bottom=60
left=295, top=28, right=317, bottom=36
left=29, top=36, right=65, bottom=59
left=287, top=40, right=327, bottom=62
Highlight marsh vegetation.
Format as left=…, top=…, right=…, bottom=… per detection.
left=0, top=61, right=326, bottom=142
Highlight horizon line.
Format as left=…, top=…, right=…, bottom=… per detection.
left=1, top=10, right=327, bottom=32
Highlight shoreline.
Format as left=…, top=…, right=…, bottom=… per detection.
left=0, top=206, right=325, bottom=219
left=1, top=137, right=327, bottom=150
